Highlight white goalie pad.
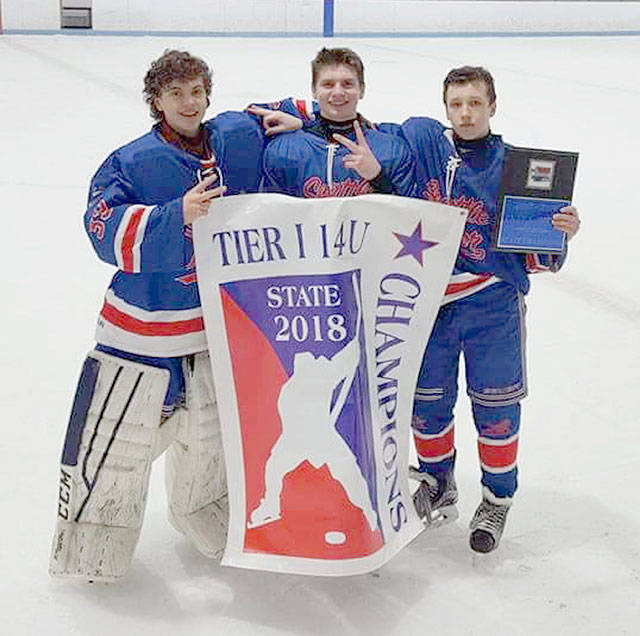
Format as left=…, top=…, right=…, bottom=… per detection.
left=165, top=352, right=228, bottom=558
left=50, top=350, right=169, bottom=581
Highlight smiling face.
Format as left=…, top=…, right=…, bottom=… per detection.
left=444, top=80, right=496, bottom=140
left=312, top=64, right=364, bottom=122
left=153, top=77, right=208, bottom=138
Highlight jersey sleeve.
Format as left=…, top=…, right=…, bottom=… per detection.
left=523, top=250, right=567, bottom=274
left=84, top=151, right=186, bottom=274
left=260, top=151, right=290, bottom=194
left=381, top=118, right=445, bottom=197
left=248, top=97, right=318, bottom=126
left=385, top=136, right=417, bottom=197
left=259, top=133, right=306, bottom=196
left=376, top=122, right=403, bottom=137
left=370, top=130, right=417, bottom=197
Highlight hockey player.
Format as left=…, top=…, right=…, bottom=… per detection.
left=398, top=67, right=581, bottom=553
left=50, top=50, right=273, bottom=581
left=256, top=47, right=416, bottom=198
left=251, top=63, right=580, bottom=554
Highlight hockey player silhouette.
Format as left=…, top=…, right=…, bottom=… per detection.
left=248, top=273, right=377, bottom=531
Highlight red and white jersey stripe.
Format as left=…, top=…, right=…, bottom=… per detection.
left=524, top=253, right=551, bottom=274
left=96, top=289, right=206, bottom=356
left=442, top=272, right=500, bottom=304
left=294, top=99, right=314, bottom=120
left=114, top=205, right=155, bottom=273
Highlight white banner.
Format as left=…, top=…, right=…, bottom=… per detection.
left=193, top=193, right=466, bottom=576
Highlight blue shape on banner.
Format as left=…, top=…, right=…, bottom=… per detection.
left=393, top=222, right=438, bottom=265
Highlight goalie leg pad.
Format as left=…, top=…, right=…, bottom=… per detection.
left=165, top=352, right=228, bottom=558
left=50, top=350, right=169, bottom=581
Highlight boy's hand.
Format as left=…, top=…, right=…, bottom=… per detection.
left=552, top=206, right=580, bottom=240
left=333, top=120, right=381, bottom=181
left=248, top=105, right=303, bottom=136
left=182, top=173, right=226, bottom=225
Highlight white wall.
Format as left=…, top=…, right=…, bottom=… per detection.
left=1, top=0, right=59, bottom=29
left=1, top=0, right=639, bottom=33
left=91, top=0, right=321, bottom=33
left=336, top=1, right=640, bottom=34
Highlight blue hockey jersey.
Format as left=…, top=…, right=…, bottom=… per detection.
left=85, top=111, right=264, bottom=356
left=385, top=117, right=566, bottom=300
left=257, top=104, right=416, bottom=198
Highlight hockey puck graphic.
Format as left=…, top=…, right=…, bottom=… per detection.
left=324, top=531, right=347, bottom=545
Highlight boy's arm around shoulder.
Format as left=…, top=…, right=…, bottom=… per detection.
left=246, top=97, right=316, bottom=138
left=378, top=130, right=417, bottom=197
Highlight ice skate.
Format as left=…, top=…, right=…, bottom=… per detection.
left=409, top=466, right=459, bottom=527
left=469, top=494, right=511, bottom=553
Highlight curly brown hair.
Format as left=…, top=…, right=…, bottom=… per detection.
left=143, top=50, right=212, bottom=121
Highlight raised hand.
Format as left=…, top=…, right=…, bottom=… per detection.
left=332, top=120, right=381, bottom=181
left=182, top=173, right=226, bottom=225
left=247, top=105, right=303, bottom=137
left=552, top=205, right=581, bottom=240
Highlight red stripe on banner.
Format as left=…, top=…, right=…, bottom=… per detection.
left=220, top=287, right=288, bottom=514
left=478, top=438, right=519, bottom=469
left=100, top=302, right=204, bottom=336
left=446, top=274, right=492, bottom=295
left=414, top=426, right=454, bottom=459
left=121, top=206, right=145, bottom=272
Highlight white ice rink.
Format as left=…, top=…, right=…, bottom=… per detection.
left=1, top=32, right=639, bottom=635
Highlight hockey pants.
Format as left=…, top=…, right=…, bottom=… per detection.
left=412, top=282, right=526, bottom=500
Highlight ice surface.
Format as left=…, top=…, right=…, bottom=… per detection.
left=1, top=33, right=639, bottom=636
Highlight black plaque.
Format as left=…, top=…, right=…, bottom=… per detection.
left=494, top=146, right=579, bottom=253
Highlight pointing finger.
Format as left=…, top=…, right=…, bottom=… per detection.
left=247, top=105, right=273, bottom=117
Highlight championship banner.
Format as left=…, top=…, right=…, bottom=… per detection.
left=193, top=193, right=466, bottom=576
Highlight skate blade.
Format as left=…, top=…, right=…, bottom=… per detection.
left=426, top=504, right=459, bottom=529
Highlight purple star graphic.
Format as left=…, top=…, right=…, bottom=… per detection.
left=393, top=222, right=438, bottom=265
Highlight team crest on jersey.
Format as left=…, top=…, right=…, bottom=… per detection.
left=423, top=179, right=488, bottom=262
left=220, top=270, right=384, bottom=559
left=304, top=176, right=374, bottom=199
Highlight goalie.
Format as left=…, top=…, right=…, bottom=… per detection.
left=50, top=50, right=267, bottom=581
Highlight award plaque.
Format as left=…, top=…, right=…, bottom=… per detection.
left=494, top=146, right=579, bottom=253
